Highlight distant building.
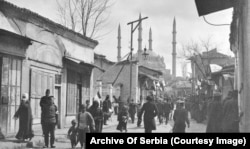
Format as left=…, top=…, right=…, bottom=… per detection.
left=188, top=48, right=234, bottom=95
left=130, top=15, right=171, bottom=83
left=93, top=14, right=168, bottom=103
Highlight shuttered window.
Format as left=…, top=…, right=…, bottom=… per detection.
left=0, top=56, right=22, bottom=135
left=30, top=69, right=54, bottom=124
left=66, top=70, right=77, bottom=115
left=82, top=75, right=90, bottom=103
left=66, top=69, right=90, bottom=115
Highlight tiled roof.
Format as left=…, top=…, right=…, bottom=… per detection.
left=0, top=0, right=98, bottom=47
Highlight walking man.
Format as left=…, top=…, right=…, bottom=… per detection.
left=40, top=89, right=51, bottom=135
left=173, top=100, right=190, bottom=133
left=102, top=95, right=112, bottom=125
left=128, top=99, right=137, bottom=124
left=138, top=95, right=158, bottom=133
left=163, top=99, right=172, bottom=125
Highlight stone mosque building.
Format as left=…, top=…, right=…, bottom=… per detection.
left=94, top=14, right=175, bottom=103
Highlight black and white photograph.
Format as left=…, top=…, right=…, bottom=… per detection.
left=0, top=0, right=247, bottom=148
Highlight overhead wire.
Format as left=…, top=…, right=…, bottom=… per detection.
left=203, top=16, right=230, bottom=26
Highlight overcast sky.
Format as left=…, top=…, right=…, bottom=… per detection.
left=6, top=0, right=234, bottom=76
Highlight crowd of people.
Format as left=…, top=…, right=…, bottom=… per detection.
left=12, top=88, right=242, bottom=148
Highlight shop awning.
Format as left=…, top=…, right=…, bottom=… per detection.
left=0, top=29, right=31, bottom=58
left=194, top=0, right=235, bottom=16
left=63, top=56, right=104, bottom=72
left=139, top=71, right=160, bottom=81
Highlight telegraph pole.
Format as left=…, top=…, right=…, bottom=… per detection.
left=127, top=15, right=148, bottom=101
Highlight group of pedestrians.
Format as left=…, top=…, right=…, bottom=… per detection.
left=13, top=89, right=58, bottom=148
left=114, top=94, right=190, bottom=133
left=12, top=88, right=243, bottom=148
left=155, top=98, right=174, bottom=125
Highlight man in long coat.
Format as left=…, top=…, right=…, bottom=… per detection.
left=206, top=92, right=223, bottom=133
left=128, top=99, right=137, bottom=124
left=102, top=95, right=112, bottom=125
left=163, top=99, right=172, bottom=125
left=14, top=93, right=34, bottom=141
left=40, top=89, right=51, bottom=135
left=138, top=95, right=158, bottom=133
left=221, top=90, right=240, bottom=132
left=155, top=99, right=164, bottom=124
left=88, top=100, right=104, bottom=132
left=173, top=100, right=190, bottom=133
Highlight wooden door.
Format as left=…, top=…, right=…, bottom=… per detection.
left=30, top=68, right=54, bottom=124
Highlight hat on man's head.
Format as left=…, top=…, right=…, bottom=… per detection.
left=71, top=119, right=76, bottom=125
left=80, top=104, right=86, bottom=110
left=213, top=90, right=222, bottom=97
left=146, top=96, right=153, bottom=101
left=22, top=93, right=29, bottom=101
left=176, top=100, right=184, bottom=103
left=177, top=100, right=185, bottom=107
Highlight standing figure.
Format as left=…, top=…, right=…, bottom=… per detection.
left=221, top=90, right=241, bottom=132
left=163, top=99, right=172, bottom=125
left=67, top=120, right=78, bottom=148
left=136, top=102, right=143, bottom=127
left=117, top=105, right=129, bottom=133
left=42, top=96, right=57, bottom=148
left=206, top=92, right=223, bottom=133
left=173, top=101, right=190, bottom=133
left=138, top=96, right=158, bottom=133
left=86, top=100, right=91, bottom=111
left=77, top=104, right=95, bottom=148
left=113, top=96, right=119, bottom=115
left=88, top=101, right=104, bottom=133
left=14, top=93, right=34, bottom=141
left=40, top=89, right=51, bottom=135
left=118, top=96, right=124, bottom=114
left=156, top=99, right=164, bottom=124
left=128, top=99, right=137, bottom=124
left=102, top=95, right=112, bottom=125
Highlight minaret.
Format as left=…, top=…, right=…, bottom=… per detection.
left=172, top=17, right=177, bottom=78
left=149, top=27, right=153, bottom=51
left=117, top=24, right=121, bottom=62
left=138, top=13, right=143, bottom=52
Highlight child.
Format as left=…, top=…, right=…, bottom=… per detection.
left=116, top=106, right=129, bottom=133
left=67, top=120, right=78, bottom=148
left=77, top=104, right=95, bottom=148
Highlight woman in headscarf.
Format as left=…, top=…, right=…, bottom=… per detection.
left=138, top=95, right=158, bottom=133
left=14, top=93, right=34, bottom=141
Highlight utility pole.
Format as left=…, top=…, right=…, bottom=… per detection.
left=127, top=15, right=148, bottom=101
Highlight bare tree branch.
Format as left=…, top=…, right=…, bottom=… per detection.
left=181, top=38, right=218, bottom=79
left=57, top=0, right=112, bottom=39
